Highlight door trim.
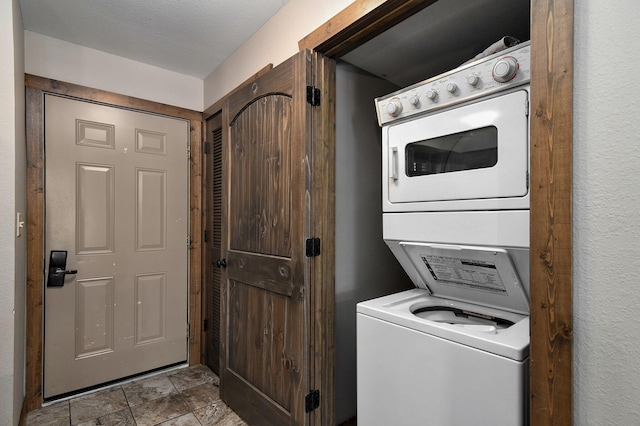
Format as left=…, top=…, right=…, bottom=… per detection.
left=307, top=52, right=336, bottom=426
left=24, top=74, right=204, bottom=410
left=298, top=0, right=438, bottom=57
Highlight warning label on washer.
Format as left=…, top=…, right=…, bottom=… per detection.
left=421, top=255, right=507, bottom=294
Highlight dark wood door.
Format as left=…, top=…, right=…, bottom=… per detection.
left=220, top=50, right=332, bottom=425
left=204, top=113, right=223, bottom=374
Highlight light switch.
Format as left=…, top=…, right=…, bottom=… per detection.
left=16, top=212, right=24, bottom=237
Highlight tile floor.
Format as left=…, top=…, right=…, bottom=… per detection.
left=25, top=365, right=247, bottom=425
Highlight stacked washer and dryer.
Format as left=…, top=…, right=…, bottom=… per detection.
left=357, top=41, right=532, bottom=425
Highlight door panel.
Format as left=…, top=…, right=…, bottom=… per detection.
left=220, top=51, right=312, bottom=425
left=76, top=164, right=115, bottom=253
left=229, top=94, right=292, bottom=257
left=228, top=282, right=291, bottom=409
left=75, top=278, right=114, bottom=357
left=44, top=94, right=189, bottom=399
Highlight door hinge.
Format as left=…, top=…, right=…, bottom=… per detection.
left=306, top=86, right=321, bottom=106
left=204, top=229, right=209, bottom=243
left=204, top=142, right=211, bottom=155
left=305, top=389, right=320, bottom=413
left=203, top=318, right=208, bottom=332
left=305, top=238, right=321, bottom=257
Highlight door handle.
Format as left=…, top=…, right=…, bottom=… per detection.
left=390, top=146, right=399, bottom=180
left=215, top=259, right=227, bottom=268
left=47, top=250, right=78, bottom=287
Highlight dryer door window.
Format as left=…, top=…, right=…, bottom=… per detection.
left=406, top=126, right=497, bottom=176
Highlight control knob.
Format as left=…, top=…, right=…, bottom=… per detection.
left=492, top=56, right=519, bottom=83
left=467, top=75, right=480, bottom=86
left=425, top=89, right=438, bottom=101
left=386, top=98, right=403, bottom=116
left=446, top=83, right=457, bottom=93
left=409, top=94, right=420, bottom=107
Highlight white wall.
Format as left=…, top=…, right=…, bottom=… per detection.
left=334, top=62, right=410, bottom=423
left=203, top=0, right=353, bottom=107
left=1, top=1, right=26, bottom=425
left=573, top=2, right=640, bottom=425
left=13, top=0, right=26, bottom=421
left=25, top=31, right=203, bottom=111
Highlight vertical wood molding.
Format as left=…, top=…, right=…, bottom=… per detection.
left=25, top=86, right=44, bottom=412
left=24, top=75, right=203, bottom=410
left=189, top=118, right=204, bottom=366
left=309, top=51, right=337, bottom=426
left=530, top=0, right=574, bottom=424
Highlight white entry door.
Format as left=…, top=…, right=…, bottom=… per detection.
left=43, top=94, right=189, bottom=399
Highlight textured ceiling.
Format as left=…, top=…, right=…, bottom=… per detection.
left=19, top=0, right=291, bottom=79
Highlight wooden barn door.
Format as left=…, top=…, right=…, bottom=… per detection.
left=219, top=50, right=334, bottom=425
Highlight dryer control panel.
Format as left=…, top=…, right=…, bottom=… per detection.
left=375, top=41, right=531, bottom=126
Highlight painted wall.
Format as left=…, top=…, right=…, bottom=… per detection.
left=573, top=2, right=640, bottom=424
left=13, top=0, right=27, bottom=421
left=203, top=0, right=353, bottom=108
left=335, top=62, right=411, bottom=423
left=24, top=31, right=203, bottom=111
left=1, top=1, right=26, bottom=425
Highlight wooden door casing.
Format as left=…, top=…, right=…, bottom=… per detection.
left=24, top=75, right=204, bottom=411
left=220, top=51, right=317, bottom=425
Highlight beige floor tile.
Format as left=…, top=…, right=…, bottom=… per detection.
left=70, top=388, right=129, bottom=425
left=216, top=411, right=248, bottom=426
left=130, top=393, right=191, bottom=425
left=25, top=366, right=237, bottom=426
left=123, top=374, right=177, bottom=406
left=167, top=365, right=216, bottom=391
left=158, top=412, right=203, bottom=425
left=192, top=400, right=231, bottom=425
left=180, top=382, right=221, bottom=411
left=76, top=407, right=135, bottom=426
left=26, top=401, right=70, bottom=426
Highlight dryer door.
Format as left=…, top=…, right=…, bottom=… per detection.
left=383, top=89, right=529, bottom=209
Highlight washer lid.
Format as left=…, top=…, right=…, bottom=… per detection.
left=399, top=242, right=529, bottom=315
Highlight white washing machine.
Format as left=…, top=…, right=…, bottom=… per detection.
left=357, top=242, right=530, bottom=426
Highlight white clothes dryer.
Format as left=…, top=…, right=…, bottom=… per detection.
left=356, top=242, right=530, bottom=426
